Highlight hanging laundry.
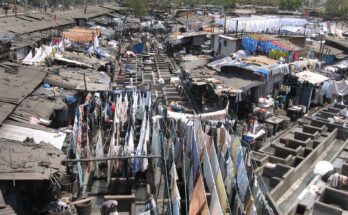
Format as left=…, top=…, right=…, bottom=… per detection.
left=248, top=203, right=257, bottom=215
left=231, top=136, right=242, bottom=176
left=215, top=169, right=228, bottom=215
left=210, top=188, right=224, bottom=215
left=203, top=148, right=215, bottom=192
left=189, top=175, right=207, bottom=215
left=170, top=162, right=181, bottom=215
left=172, top=199, right=181, bottom=215
left=209, top=140, right=228, bottom=215
left=232, top=193, right=244, bottom=215
left=132, top=91, right=138, bottom=122
left=126, top=127, right=135, bottom=155
left=151, top=118, right=161, bottom=167
left=95, top=129, right=103, bottom=171
left=193, top=121, right=205, bottom=156
left=268, top=64, right=290, bottom=76
left=244, top=196, right=254, bottom=215
left=224, top=156, right=234, bottom=197
left=135, top=112, right=147, bottom=173
left=142, top=117, right=150, bottom=172
left=191, top=136, right=200, bottom=190
left=173, top=136, right=183, bottom=168
left=76, top=153, right=84, bottom=188
left=236, top=148, right=249, bottom=201
left=251, top=178, right=275, bottom=215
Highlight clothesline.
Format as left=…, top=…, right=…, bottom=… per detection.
left=62, top=155, right=161, bottom=163
left=154, top=110, right=275, bottom=214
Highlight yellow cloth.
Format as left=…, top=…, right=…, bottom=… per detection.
left=215, top=170, right=228, bottom=215
left=231, top=136, right=241, bottom=176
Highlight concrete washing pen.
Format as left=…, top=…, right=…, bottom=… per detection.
left=296, top=160, right=334, bottom=201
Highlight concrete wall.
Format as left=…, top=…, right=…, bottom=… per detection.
left=311, top=118, right=348, bottom=140
left=270, top=128, right=338, bottom=201
left=192, top=35, right=206, bottom=46
left=219, top=38, right=238, bottom=56
left=211, top=35, right=239, bottom=57
left=211, top=34, right=218, bottom=50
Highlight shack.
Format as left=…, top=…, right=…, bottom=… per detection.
left=211, top=34, right=240, bottom=57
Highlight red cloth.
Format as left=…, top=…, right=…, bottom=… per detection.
left=52, top=37, right=62, bottom=45
left=293, top=52, right=299, bottom=61
left=111, top=104, right=116, bottom=112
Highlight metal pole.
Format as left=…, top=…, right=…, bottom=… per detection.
left=62, top=155, right=162, bottom=163
left=41, top=0, right=43, bottom=15
left=236, top=20, right=238, bottom=37
left=319, top=35, right=324, bottom=63
left=223, top=15, right=227, bottom=34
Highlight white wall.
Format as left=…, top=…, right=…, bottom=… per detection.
left=219, top=38, right=237, bottom=57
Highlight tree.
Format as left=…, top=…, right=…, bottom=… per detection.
left=126, top=0, right=146, bottom=16
left=325, top=0, right=347, bottom=17
left=279, top=0, right=302, bottom=10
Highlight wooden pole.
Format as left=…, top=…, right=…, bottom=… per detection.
left=14, top=0, right=17, bottom=16
left=83, top=72, right=87, bottom=93
left=84, top=0, right=87, bottom=14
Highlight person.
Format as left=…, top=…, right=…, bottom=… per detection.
left=87, top=40, right=94, bottom=56
left=247, top=117, right=255, bottom=133
left=44, top=0, right=48, bottom=12
left=252, top=117, right=261, bottom=134
left=288, top=98, right=293, bottom=108
left=317, top=161, right=348, bottom=189
left=158, top=78, right=164, bottom=85
left=169, top=101, right=184, bottom=112
left=107, top=61, right=115, bottom=83
left=100, top=200, right=119, bottom=215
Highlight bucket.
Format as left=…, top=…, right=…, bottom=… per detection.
left=75, top=200, right=92, bottom=215
left=60, top=175, right=78, bottom=195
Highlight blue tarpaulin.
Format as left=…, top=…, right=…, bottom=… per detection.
left=242, top=37, right=286, bottom=54
left=133, top=43, right=144, bottom=54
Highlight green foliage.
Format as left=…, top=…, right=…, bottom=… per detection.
left=326, top=0, right=348, bottom=18
left=126, top=0, right=146, bottom=16
left=279, top=0, right=302, bottom=10
left=184, top=0, right=234, bottom=6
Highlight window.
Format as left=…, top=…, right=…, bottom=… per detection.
left=224, top=40, right=227, bottom=46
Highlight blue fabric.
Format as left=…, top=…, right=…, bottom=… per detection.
left=134, top=159, right=140, bottom=174
left=325, top=55, right=335, bottom=64
left=236, top=148, right=249, bottom=201
left=259, top=41, right=273, bottom=53
left=172, top=199, right=180, bottom=215
left=279, top=95, right=286, bottom=103
left=133, top=43, right=144, bottom=53
left=296, top=87, right=312, bottom=107
left=257, top=68, right=270, bottom=80
left=242, top=135, right=253, bottom=146
left=146, top=91, right=151, bottom=112
left=65, top=95, right=76, bottom=105
left=42, top=82, right=51, bottom=88
left=243, top=36, right=287, bottom=54
left=242, top=37, right=258, bottom=52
